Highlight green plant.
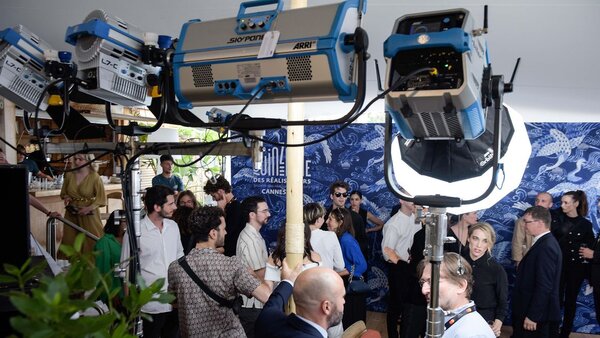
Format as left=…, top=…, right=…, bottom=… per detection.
left=0, top=234, right=174, bottom=338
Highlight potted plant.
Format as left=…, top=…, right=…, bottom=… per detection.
left=1, top=234, right=174, bottom=337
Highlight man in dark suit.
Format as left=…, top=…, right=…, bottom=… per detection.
left=512, top=206, right=562, bottom=338
left=256, top=262, right=346, bottom=338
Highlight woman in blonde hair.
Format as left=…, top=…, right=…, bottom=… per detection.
left=60, top=153, right=106, bottom=254
left=464, top=222, right=508, bottom=337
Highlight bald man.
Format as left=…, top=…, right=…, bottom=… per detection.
left=256, top=263, right=346, bottom=338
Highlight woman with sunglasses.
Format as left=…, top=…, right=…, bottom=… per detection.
left=327, top=208, right=368, bottom=330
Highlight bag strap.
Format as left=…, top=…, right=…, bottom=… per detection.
left=178, top=257, right=234, bottom=308
left=349, top=264, right=364, bottom=282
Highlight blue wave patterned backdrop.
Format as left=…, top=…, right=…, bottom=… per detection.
left=231, top=122, right=600, bottom=333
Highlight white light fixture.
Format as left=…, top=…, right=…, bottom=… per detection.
left=390, top=104, right=531, bottom=214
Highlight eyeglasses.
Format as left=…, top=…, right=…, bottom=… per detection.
left=334, top=192, right=349, bottom=198
left=523, top=219, right=539, bottom=225
left=418, top=277, right=446, bottom=288
left=257, top=209, right=270, bottom=214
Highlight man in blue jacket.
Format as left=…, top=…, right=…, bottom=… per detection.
left=256, top=262, right=346, bottom=338
left=512, top=206, right=562, bottom=338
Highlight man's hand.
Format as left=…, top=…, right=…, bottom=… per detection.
left=383, top=247, right=400, bottom=264
left=281, top=259, right=303, bottom=284
left=523, top=317, right=537, bottom=331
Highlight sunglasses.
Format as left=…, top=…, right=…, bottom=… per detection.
left=334, top=192, right=349, bottom=198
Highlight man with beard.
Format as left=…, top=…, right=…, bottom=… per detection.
left=237, top=196, right=271, bottom=337
left=121, top=185, right=184, bottom=338
left=204, top=176, right=244, bottom=257
left=256, top=263, right=346, bottom=338
left=168, top=206, right=271, bottom=338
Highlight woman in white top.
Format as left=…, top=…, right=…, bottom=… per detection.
left=303, top=202, right=347, bottom=272
left=264, top=223, right=321, bottom=288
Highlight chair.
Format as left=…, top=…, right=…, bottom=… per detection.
left=342, top=321, right=381, bottom=338
left=101, top=191, right=124, bottom=220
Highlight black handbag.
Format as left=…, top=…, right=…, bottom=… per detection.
left=178, top=257, right=243, bottom=315
left=347, top=265, right=370, bottom=294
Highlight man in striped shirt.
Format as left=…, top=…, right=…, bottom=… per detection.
left=237, top=195, right=271, bottom=338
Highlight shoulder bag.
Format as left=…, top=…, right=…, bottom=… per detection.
left=347, top=264, right=370, bottom=294
left=178, top=257, right=243, bottom=314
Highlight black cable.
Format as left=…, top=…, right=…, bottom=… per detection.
left=242, top=67, right=434, bottom=148
left=283, top=48, right=368, bottom=127
left=164, top=83, right=271, bottom=169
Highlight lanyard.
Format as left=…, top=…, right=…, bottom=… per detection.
left=445, top=304, right=477, bottom=329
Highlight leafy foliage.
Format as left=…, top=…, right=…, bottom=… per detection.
left=1, top=234, right=174, bottom=338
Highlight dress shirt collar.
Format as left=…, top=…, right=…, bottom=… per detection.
left=142, top=215, right=172, bottom=232
left=295, top=314, right=328, bottom=338
left=532, top=230, right=550, bottom=245
left=245, top=222, right=261, bottom=235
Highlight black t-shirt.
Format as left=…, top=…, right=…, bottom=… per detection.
left=224, top=199, right=245, bottom=257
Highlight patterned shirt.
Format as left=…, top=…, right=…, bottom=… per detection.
left=168, top=247, right=260, bottom=338
left=236, top=223, right=268, bottom=309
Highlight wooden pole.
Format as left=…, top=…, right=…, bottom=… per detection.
left=285, top=0, right=307, bottom=314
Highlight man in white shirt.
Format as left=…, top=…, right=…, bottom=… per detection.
left=121, top=185, right=184, bottom=338
left=419, top=253, right=495, bottom=338
left=381, top=199, right=419, bottom=338
left=237, top=195, right=270, bottom=338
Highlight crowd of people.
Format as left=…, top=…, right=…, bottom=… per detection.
left=8, top=145, right=598, bottom=338
left=84, top=172, right=600, bottom=338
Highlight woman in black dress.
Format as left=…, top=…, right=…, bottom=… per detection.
left=556, top=190, right=594, bottom=338
left=464, top=222, right=508, bottom=337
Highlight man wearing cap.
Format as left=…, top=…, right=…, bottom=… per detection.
left=152, top=154, right=184, bottom=194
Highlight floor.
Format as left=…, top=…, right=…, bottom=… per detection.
left=365, top=312, right=600, bottom=338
